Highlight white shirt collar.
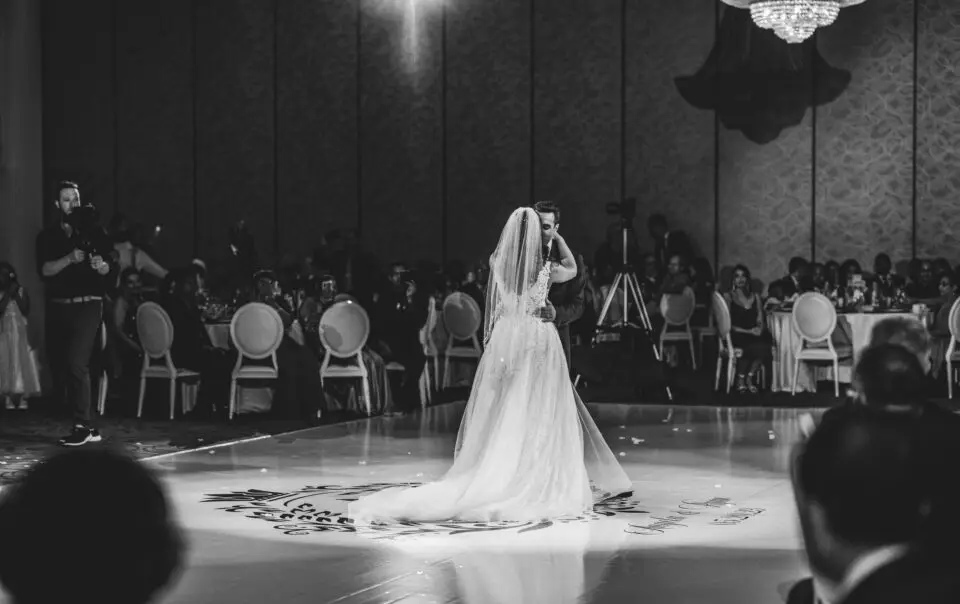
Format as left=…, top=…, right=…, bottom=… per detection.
left=815, top=544, right=910, bottom=604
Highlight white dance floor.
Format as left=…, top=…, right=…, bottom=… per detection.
left=105, top=404, right=820, bottom=603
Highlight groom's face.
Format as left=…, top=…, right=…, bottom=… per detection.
left=536, top=211, right=558, bottom=246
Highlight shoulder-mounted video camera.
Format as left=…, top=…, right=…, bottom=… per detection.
left=65, top=204, right=114, bottom=257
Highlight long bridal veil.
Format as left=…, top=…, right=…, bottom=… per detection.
left=348, top=208, right=632, bottom=524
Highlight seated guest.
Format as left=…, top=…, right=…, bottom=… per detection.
left=162, top=266, right=233, bottom=414
left=373, top=267, right=428, bottom=412
left=0, top=448, right=184, bottom=604
left=824, top=260, right=841, bottom=292
left=838, top=259, right=863, bottom=286
left=658, top=253, right=691, bottom=296
left=304, top=275, right=392, bottom=415
left=252, top=271, right=323, bottom=422
left=724, top=265, right=770, bottom=394
left=299, top=273, right=337, bottom=353
left=638, top=253, right=661, bottom=301
left=870, top=253, right=902, bottom=297
left=110, top=267, right=144, bottom=382
left=928, top=272, right=958, bottom=379
left=769, top=257, right=808, bottom=302
left=906, top=259, right=940, bottom=303
left=789, top=408, right=960, bottom=604
left=648, top=213, right=691, bottom=271
left=803, top=262, right=828, bottom=294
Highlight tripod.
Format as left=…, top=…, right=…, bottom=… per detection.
left=576, top=220, right=673, bottom=401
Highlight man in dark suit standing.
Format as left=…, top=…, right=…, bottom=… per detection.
left=648, top=213, right=692, bottom=271
left=533, top=201, right=585, bottom=370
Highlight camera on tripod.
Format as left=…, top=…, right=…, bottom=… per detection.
left=605, top=197, right=637, bottom=223
left=64, top=204, right=113, bottom=257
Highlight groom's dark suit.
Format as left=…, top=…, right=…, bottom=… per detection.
left=544, top=245, right=585, bottom=367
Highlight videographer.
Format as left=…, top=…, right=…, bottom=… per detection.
left=36, top=181, right=114, bottom=447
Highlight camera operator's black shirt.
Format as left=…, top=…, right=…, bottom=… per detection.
left=36, top=224, right=110, bottom=300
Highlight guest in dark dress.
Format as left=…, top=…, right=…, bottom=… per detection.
left=161, top=266, right=234, bottom=415
left=723, top=264, right=770, bottom=393
left=252, top=271, right=323, bottom=422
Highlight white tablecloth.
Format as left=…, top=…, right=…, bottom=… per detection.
left=205, top=323, right=231, bottom=350
left=768, top=311, right=913, bottom=393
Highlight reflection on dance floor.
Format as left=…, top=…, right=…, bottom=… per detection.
left=56, top=404, right=824, bottom=604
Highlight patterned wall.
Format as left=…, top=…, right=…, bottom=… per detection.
left=815, top=0, right=915, bottom=268
left=916, top=0, right=960, bottom=260
left=38, top=0, right=960, bottom=284
left=627, top=0, right=716, bottom=268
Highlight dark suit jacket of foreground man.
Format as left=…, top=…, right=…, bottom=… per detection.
left=546, top=250, right=586, bottom=369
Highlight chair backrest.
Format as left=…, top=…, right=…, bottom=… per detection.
left=712, top=291, right=732, bottom=338
left=136, top=302, right=174, bottom=359
left=230, top=302, right=284, bottom=360
left=660, top=288, right=696, bottom=326
left=792, top=292, right=836, bottom=343
left=948, top=296, right=960, bottom=341
left=443, top=292, right=482, bottom=340
left=318, top=300, right=370, bottom=359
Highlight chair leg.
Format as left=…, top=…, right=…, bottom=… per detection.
left=828, top=360, right=839, bottom=397
left=689, top=338, right=697, bottom=371
left=228, top=380, right=237, bottom=420
left=791, top=359, right=800, bottom=396
left=361, top=376, right=372, bottom=416
left=443, top=356, right=452, bottom=390
left=169, top=378, right=177, bottom=420
left=726, top=357, right=735, bottom=394
left=98, top=372, right=108, bottom=416
left=137, top=376, right=147, bottom=417
left=949, top=360, right=954, bottom=400
left=432, top=356, right=440, bottom=391
left=714, top=355, right=722, bottom=392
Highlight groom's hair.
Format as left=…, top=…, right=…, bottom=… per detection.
left=533, top=200, right=560, bottom=224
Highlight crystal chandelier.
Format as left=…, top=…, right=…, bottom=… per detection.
left=721, top=0, right=866, bottom=44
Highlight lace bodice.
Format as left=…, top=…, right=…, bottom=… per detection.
left=526, top=262, right=552, bottom=313
left=485, top=262, right=553, bottom=344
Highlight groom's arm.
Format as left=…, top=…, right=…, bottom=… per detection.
left=553, top=284, right=585, bottom=327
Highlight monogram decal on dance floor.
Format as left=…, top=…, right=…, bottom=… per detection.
left=201, top=483, right=649, bottom=539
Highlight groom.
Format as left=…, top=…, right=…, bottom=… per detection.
left=534, top=201, right=585, bottom=369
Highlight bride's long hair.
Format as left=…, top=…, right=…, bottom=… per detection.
left=483, top=208, right=544, bottom=344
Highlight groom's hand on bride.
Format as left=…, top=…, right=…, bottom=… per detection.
left=539, top=302, right=557, bottom=322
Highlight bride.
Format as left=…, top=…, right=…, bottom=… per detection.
left=349, top=207, right=633, bottom=524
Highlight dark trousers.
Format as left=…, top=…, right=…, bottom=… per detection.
left=274, top=337, right=324, bottom=420
left=47, top=300, right=103, bottom=426
left=386, top=340, right=426, bottom=411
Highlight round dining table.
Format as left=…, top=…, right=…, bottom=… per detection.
left=767, top=310, right=917, bottom=394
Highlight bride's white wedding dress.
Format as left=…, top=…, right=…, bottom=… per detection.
left=349, top=212, right=632, bottom=524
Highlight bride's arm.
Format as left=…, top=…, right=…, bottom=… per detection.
left=550, top=234, right=577, bottom=284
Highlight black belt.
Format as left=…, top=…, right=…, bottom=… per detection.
left=51, top=296, right=103, bottom=304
